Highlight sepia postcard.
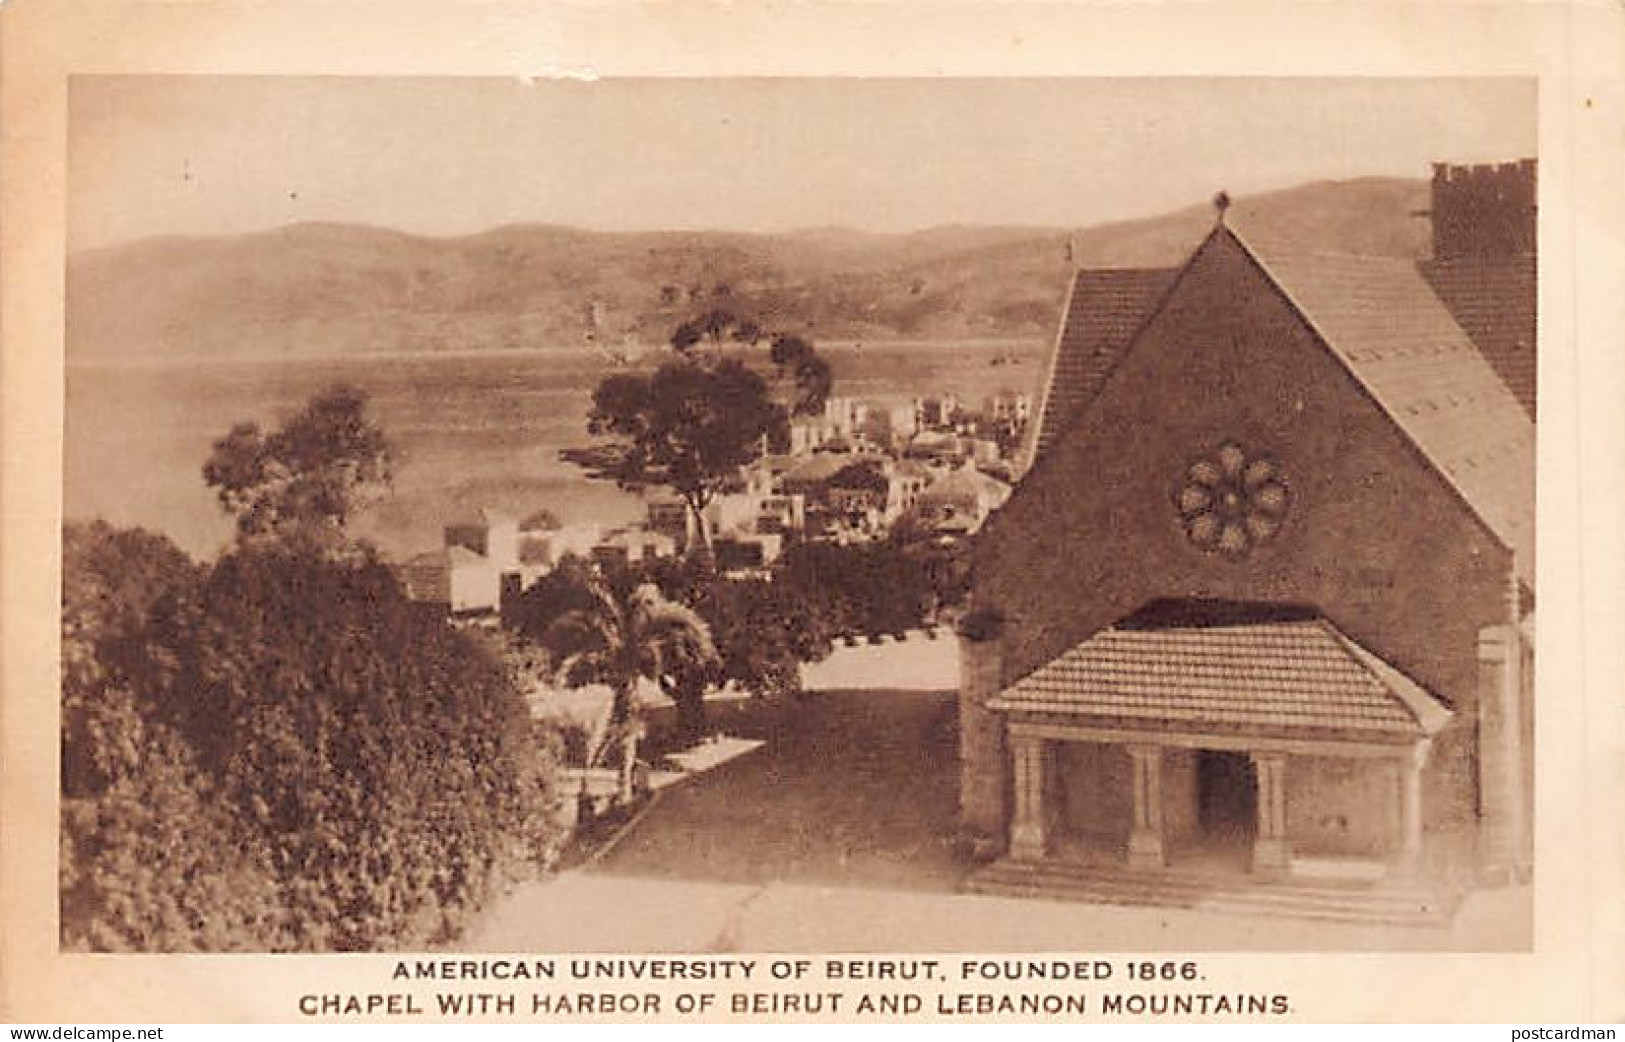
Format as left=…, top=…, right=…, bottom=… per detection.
left=2, top=0, right=1623, bottom=1026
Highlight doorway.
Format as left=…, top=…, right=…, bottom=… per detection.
left=1196, top=749, right=1258, bottom=847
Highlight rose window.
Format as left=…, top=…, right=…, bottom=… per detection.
left=1174, top=440, right=1290, bottom=558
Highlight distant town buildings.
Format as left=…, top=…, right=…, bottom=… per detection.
left=393, top=385, right=1030, bottom=614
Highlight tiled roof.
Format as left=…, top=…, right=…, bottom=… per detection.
left=893, top=459, right=934, bottom=480
left=990, top=616, right=1450, bottom=738
left=921, top=465, right=1011, bottom=503
left=446, top=545, right=486, bottom=566
left=1419, top=255, right=1537, bottom=418
left=1026, top=267, right=1178, bottom=469
left=520, top=508, right=562, bottom=532
left=398, top=546, right=486, bottom=569
left=1239, top=236, right=1535, bottom=586
left=446, top=506, right=515, bottom=530
left=779, top=452, right=866, bottom=486
left=595, top=524, right=676, bottom=550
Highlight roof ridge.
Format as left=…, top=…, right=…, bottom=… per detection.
left=1071, top=264, right=1185, bottom=277
left=1311, top=618, right=1453, bottom=735
left=1020, top=250, right=1198, bottom=476
left=1221, top=224, right=1533, bottom=590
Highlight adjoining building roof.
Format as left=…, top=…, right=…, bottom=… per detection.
left=446, top=506, right=518, bottom=531
left=446, top=545, right=487, bottom=566
left=990, top=610, right=1451, bottom=739
left=1419, top=254, right=1537, bottom=419
left=892, top=458, right=935, bottom=481
left=1025, top=267, right=1179, bottom=469
left=920, top=464, right=1011, bottom=503
left=597, top=526, right=676, bottom=552
left=757, top=453, right=802, bottom=475
left=1238, top=234, right=1534, bottom=586
left=520, top=508, right=563, bottom=532
left=780, top=453, right=866, bottom=486
left=400, top=545, right=487, bottom=570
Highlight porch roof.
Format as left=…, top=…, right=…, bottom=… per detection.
left=989, top=616, right=1451, bottom=739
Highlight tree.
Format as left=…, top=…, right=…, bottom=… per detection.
left=701, top=574, right=832, bottom=701
left=768, top=334, right=833, bottom=418
left=539, top=566, right=717, bottom=800
left=570, top=314, right=833, bottom=552
left=146, top=544, right=562, bottom=950
left=59, top=522, right=284, bottom=952
left=64, top=445, right=567, bottom=950
left=581, top=357, right=785, bottom=551
left=202, top=384, right=392, bottom=556
left=631, top=555, right=833, bottom=736
left=669, top=308, right=761, bottom=355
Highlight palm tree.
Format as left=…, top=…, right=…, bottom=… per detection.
left=542, top=566, right=717, bottom=802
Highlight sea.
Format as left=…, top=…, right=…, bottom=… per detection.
left=65, top=340, right=1048, bottom=561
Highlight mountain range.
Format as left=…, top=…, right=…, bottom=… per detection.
left=67, top=176, right=1431, bottom=362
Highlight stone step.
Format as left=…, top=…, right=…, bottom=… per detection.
left=965, top=878, right=1456, bottom=927
left=965, top=859, right=1461, bottom=927
left=966, top=875, right=1447, bottom=917
left=972, top=861, right=1452, bottom=908
left=982, top=858, right=1444, bottom=902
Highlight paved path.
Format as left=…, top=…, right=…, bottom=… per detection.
left=464, top=690, right=1531, bottom=953
left=589, top=690, right=966, bottom=894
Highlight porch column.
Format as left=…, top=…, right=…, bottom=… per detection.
left=1396, top=740, right=1429, bottom=873
left=1009, top=734, right=1049, bottom=861
left=1126, top=744, right=1166, bottom=870
left=1251, top=751, right=1291, bottom=874
left=1478, top=615, right=1529, bottom=882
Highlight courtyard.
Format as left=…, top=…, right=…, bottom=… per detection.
left=464, top=689, right=1530, bottom=953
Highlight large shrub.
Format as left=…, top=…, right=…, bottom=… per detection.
left=61, top=521, right=285, bottom=951
left=60, top=523, right=565, bottom=951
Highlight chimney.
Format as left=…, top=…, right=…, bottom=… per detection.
left=1430, top=159, right=1537, bottom=260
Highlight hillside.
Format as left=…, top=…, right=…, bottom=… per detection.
left=66, top=176, right=1430, bottom=362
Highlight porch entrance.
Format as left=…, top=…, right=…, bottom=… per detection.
left=1196, top=749, right=1257, bottom=846
left=992, top=607, right=1454, bottom=880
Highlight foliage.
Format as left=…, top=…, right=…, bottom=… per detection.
left=700, top=574, right=834, bottom=700
left=506, top=555, right=608, bottom=643
left=669, top=308, right=762, bottom=354
left=767, top=334, right=834, bottom=418
left=827, top=460, right=890, bottom=493
left=60, top=521, right=284, bottom=952
left=636, top=554, right=835, bottom=712
left=60, top=521, right=566, bottom=952
left=773, top=524, right=970, bottom=640
left=956, top=604, right=1006, bottom=643
left=202, top=384, right=392, bottom=556
left=569, top=313, right=834, bottom=549
left=583, top=357, right=784, bottom=548
left=536, top=564, right=717, bottom=797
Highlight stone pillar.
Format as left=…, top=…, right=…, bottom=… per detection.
left=958, top=633, right=1007, bottom=851
left=1396, top=742, right=1428, bottom=873
left=1126, top=744, right=1166, bottom=870
left=1251, top=752, right=1291, bottom=874
left=1477, top=622, right=1528, bottom=883
left=1008, top=733, right=1049, bottom=861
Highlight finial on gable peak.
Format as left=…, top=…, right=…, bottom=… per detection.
left=1212, top=190, right=1232, bottom=224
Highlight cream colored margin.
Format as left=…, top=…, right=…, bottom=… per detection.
left=3, top=0, right=1623, bottom=1025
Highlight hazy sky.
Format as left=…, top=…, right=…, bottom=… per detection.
left=69, top=76, right=1536, bottom=250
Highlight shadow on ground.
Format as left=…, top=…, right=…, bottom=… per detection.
left=592, top=689, right=969, bottom=894
left=463, top=688, right=1532, bottom=953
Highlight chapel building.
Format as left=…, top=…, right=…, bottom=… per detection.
left=958, top=160, right=1536, bottom=919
